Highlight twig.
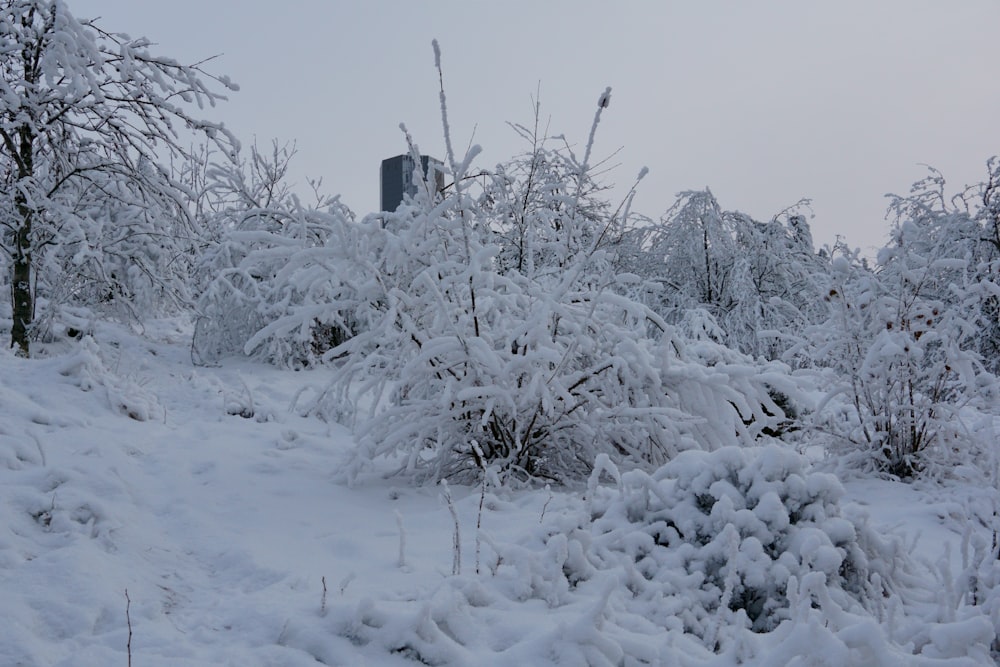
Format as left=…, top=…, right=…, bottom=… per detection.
left=539, top=484, right=553, bottom=524
left=395, top=510, right=407, bottom=569
left=125, top=588, right=132, bottom=667
left=441, top=480, right=461, bottom=576
left=475, top=474, right=486, bottom=575
left=472, top=441, right=487, bottom=575
left=320, top=576, right=327, bottom=614
left=237, top=374, right=255, bottom=418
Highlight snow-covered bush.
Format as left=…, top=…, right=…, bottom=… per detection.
left=959, top=531, right=1000, bottom=658
left=624, top=189, right=828, bottom=362
left=475, top=95, right=631, bottom=283
left=330, top=445, right=998, bottom=664
left=243, top=51, right=790, bottom=483
left=490, top=446, right=894, bottom=639
left=317, top=125, right=684, bottom=481
left=193, top=199, right=355, bottom=366
left=368, top=146, right=786, bottom=479
left=191, top=143, right=357, bottom=366
left=798, top=231, right=996, bottom=479
left=341, top=286, right=786, bottom=482
left=795, top=161, right=998, bottom=479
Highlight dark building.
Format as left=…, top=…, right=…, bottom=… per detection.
left=380, top=154, right=445, bottom=212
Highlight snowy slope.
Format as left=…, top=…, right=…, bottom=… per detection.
left=0, top=321, right=996, bottom=666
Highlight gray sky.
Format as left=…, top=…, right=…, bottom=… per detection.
left=74, top=1, right=1000, bottom=253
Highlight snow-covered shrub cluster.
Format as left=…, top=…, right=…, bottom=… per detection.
left=603, top=160, right=1000, bottom=481
left=236, top=85, right=791, bottom=483
left=181, top=117, right=998, bottom=482
left=215, top=66, right=998, bottom=483
left=790, top=167, right=1000, bottom=478
left=492, top=446, right=893, bottom=639
left=324, top=446, right=997, bottom=664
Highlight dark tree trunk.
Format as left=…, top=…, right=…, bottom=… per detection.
left=10, top=121, right=35, bottom=357
left=11, top=208, right=31, bottom=357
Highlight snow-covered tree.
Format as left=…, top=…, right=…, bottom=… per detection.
left=626, top=190, right=826, bottom=361
left=647, top=189, right=735, bottom=319
left=0, top=0, right=236, bottom=355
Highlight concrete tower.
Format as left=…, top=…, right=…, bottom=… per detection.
left=380, top=154, right=444, bottom=212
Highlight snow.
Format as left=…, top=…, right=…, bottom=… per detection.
left=0, top=319, right=998, bottom=665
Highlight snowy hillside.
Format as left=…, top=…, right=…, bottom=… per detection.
left=0, top=321, right=997, bottom=666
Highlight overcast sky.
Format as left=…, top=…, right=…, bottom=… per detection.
left=73, top=1, right=999, bottom=253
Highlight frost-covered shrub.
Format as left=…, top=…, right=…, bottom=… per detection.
left=798, top=240, right=996, bottom=478
left=475, top=98, right=630, bottom=283
left=192, top=143, right=357, bottom=366
left=343, top=287, right=785, bottom=482
left=491, top=446, right=894, bottom=639
left=309, top=139, right=783, bottom=482
left=240, top=50, right=793, bottom=483
left=793, top=164, right=1000, bottom=479
left=320, top=446, right=996, bottom=664
left=883, top=161, right=1000, bottom=375
left=193, top=202, right=355, bottom=366
left=314, top=158, right=684, bottom=482
left=621, top=190, right=827, bottom=362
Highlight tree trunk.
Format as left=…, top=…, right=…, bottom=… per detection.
left=10, top=217, right=31, bottom=357
left=10, top=121, right=35, bottom=357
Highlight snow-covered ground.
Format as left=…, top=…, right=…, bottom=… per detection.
left=1, top=320, right=997, bottom=666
